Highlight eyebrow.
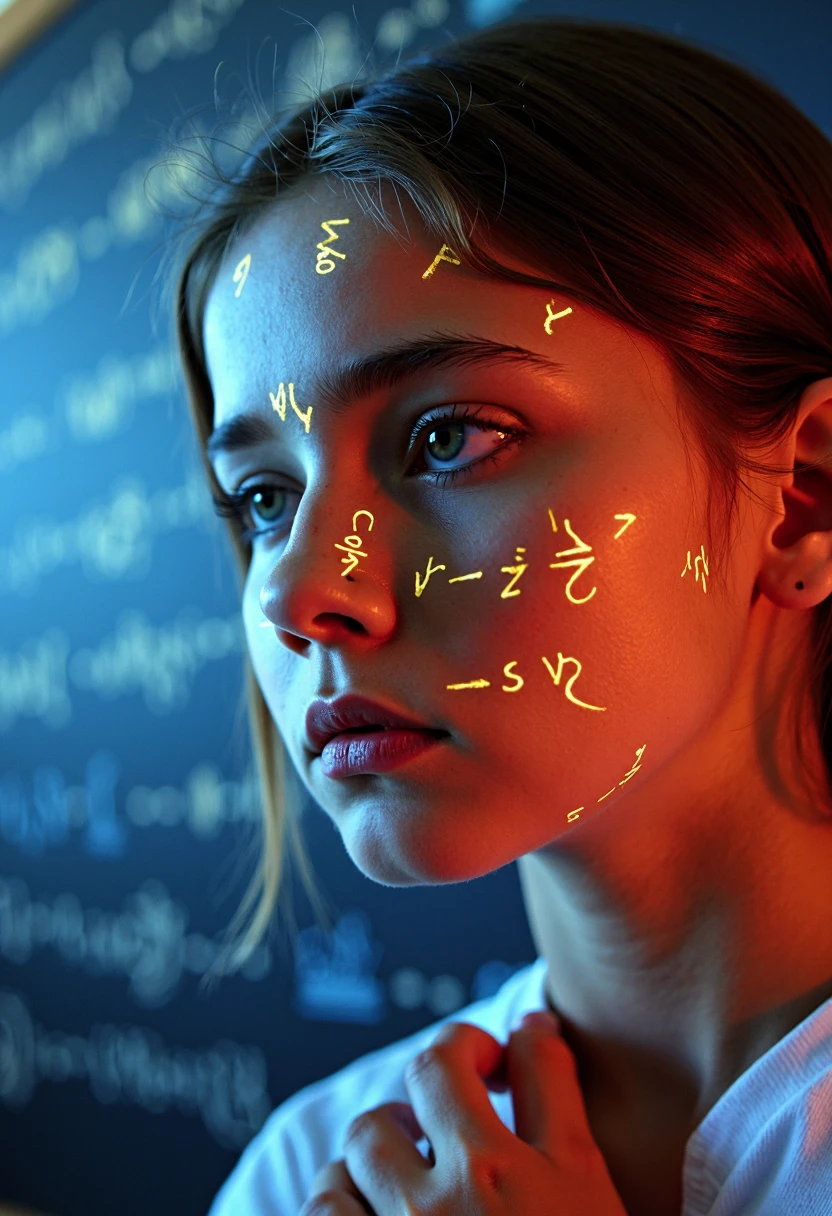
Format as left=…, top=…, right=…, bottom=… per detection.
left=206, top=331, right=566, bottom=464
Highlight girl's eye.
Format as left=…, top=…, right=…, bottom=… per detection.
left=212, top=405, right=524, bottom=545
left=408, top=403, right=524, bottom=486
left=211, top=483, right=298, bottom=545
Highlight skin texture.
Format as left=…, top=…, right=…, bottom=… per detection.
left=204, top=176, right=832, bottom=1211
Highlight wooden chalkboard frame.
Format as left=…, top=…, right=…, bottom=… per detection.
left=0, top=0, right=79, bottom=73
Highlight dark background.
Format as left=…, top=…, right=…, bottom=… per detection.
left=0, top=1, right=829, bottom=1213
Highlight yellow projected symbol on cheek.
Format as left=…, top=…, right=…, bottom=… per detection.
left=567, top=744, right=647, bottom=825
left=544, top=299, right=573, bottom=333
left=232, top=253, right=251, bottom=297
left=352, top=509, right=374, bottom=532
left=541, top=652, right=606, bottom=712
left=548, top=511, right=597, bottom=604
left=448, top=571, right=483, bottom=583
left=415, top=555, right=447, bottom=597
left=269, top=382, right=313, bottom=433
left=500, top=548, right=528, bottom=598
left=613, top=513, right=637, bottom=539
left=421, top=243, right=461, bottom=279
left=447, top=678, right=491, bottom=690
left=501, top=661, right=524, bottom=692
left=618, top=743, right=647, bottom=785
left=681, top=544, right=709, bottom=593
left=315, top=218, right=350, bottom=274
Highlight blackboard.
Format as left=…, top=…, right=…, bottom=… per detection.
left=0, top=0, right=829, bottom=1213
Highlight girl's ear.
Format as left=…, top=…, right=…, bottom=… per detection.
left=756, top=376, right=832, bottom=610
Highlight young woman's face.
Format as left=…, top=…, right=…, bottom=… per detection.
left=204, top=177, right=765, bottom=886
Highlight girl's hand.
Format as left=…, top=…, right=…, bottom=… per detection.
left=299, top=1010, right=629, bottom=1215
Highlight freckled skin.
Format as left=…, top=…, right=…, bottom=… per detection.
left=204, top=176, right=832, bottom=1194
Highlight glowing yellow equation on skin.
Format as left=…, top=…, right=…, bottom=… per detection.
left=501, top=548, right=528, bottom=598
left=269, top=382, right=313, bottom=433
left=548, top=512, right=597, bottom=604
left=613, top=513, right=636, bottom=539
left=415, top=555, right=447, bottom=597
left=544, top=299, right=573, bottom=333
left=336, top=511, right=375, bottom=577
left=567, top=744, right=647, bottom=823
left=233, top=253, right=251, bottom=297
left=417, top=511, right=635, bottom=600
left=316, top=218, right=350, bottom=274
left=541, top=653, right=606, bottom=712
left=421, top=243, right=461, bottom=279
left=501, top=661, right=524, bottom=692
left=446, top=653, right=605, bottom=711
left=352, top=510, right=374, bottom=533
left=681, top=543, right=709, bottom=593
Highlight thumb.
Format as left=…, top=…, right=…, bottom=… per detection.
left=507, top=1010, right=596, bottom=1158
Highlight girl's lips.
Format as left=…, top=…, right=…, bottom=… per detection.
left=317, top=727, right=449, bottom=778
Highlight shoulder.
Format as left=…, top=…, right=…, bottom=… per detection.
left=208, top=956, right=547, bottom=1216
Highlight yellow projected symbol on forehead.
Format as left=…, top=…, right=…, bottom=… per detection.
left=541, top=653, right=606, bottom=712
left=548, top=511, right=597, bottom=604
left=501, top=547, right=528, bottom=598
left=232, top=253, right=251, bottom=298
left=447, top=678, right=491, bottom=690
left=544, top=299, right=573, bottom=333
left=448, top=571, right=483, bottom=583
left=421, top=243, right=462, bottom=279
left=681, top=544, right=709, bottom=593
left=316, top=218, right=350, bottom=275
left=269, top=382, right=313, bottom=433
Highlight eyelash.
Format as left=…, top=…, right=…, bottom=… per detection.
left=211, top=404, right=525, bottom=545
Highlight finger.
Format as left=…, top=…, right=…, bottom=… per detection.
left=342, top=1100, right=431, bottom=1209
left=301, top=1158, right=373, bottom=1215
left=507, top=1011, right=598, bottom=1158
left=402, top=1021, right=508, bottom=1156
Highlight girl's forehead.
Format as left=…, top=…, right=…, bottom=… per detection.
left=204, top=180, right=501, bottom=385
left=202, top=175, right=677, bottom=423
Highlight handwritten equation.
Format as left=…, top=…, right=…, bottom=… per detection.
left=269, top=380, right=313, bottom=434
left=421, top=242, right=461, bottom=279
left=446, top=651, right=606, bottom=712
left=566, top=744, right=647, bottom=824
left=681, top=543, right=709, bottom=593
left=315, top=218, right=350, bottom=274
left=334, top=510, right=375, bottom=577
left=415, top=510, right=637, bottom=602
left=232, top=252, right=251, bottom=297
left=544, top=299, right=572, bottom=332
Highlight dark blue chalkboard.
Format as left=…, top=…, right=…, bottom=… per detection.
left=0, top=0, right=829, bottom=1213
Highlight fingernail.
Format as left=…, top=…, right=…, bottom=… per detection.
left=519, top=1010, right=560, bottom=1031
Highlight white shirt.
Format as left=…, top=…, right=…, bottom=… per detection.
left=208, top=957, right=832, bottom=1214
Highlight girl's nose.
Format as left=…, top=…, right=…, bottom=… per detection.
left=258, top=543, right=397, bottom=654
